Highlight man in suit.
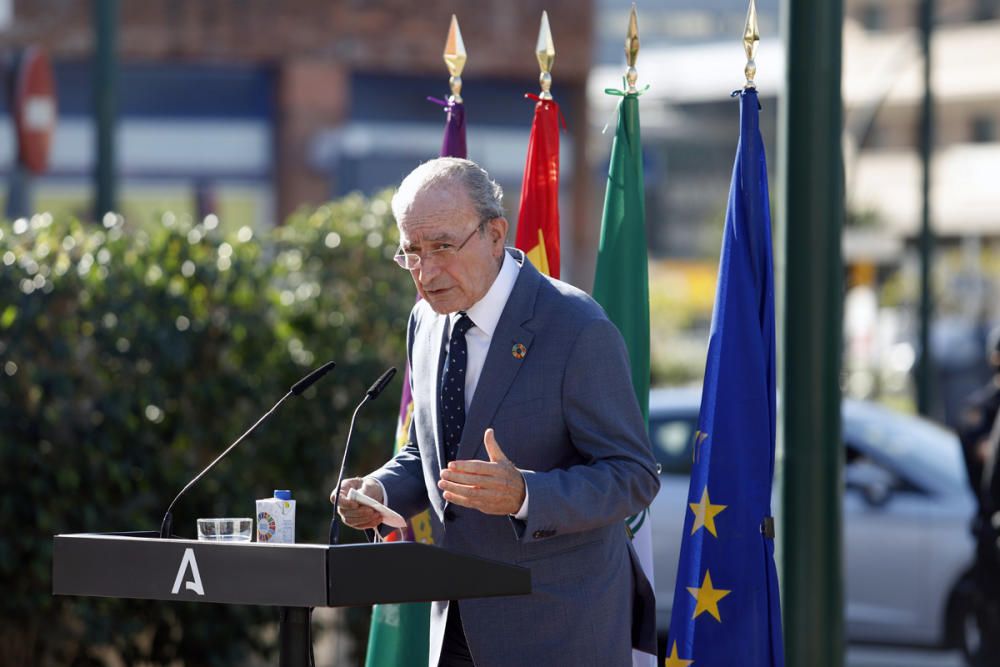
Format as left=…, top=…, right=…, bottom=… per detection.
left=334, top=157, right=660, bottom=667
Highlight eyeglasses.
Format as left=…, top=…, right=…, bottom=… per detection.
left=393, top=222, right=485, bottom=270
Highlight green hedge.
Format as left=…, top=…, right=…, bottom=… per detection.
left=0, top=195, right=414, bottom=665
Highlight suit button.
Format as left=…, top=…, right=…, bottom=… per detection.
left=532, top=530, right=544, bottom=539
left=444, top=509, right=456, bottom=522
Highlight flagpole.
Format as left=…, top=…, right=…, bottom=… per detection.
left=536, top=10, right=555, bottom=100
left=664, top=4, right=784, bottom=664
left=743, top=0, right=758, bottom=90
left=364, top=19, right=469, bottom=667
left=593, top=7, right=656, bottom=665
left=444, top=14, right=466, bottom=104
left=779, top=0, right=845, bottom=661
left=625, top=4, right=639, bottom=93
left=439, top=15, right=468, bottom=159
left=514, top=11, right=562, bottom=278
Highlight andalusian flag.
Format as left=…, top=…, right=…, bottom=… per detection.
left=664, top=87, right=784, bottom=667
left=364, top=56, right=467, bottom=667
left=592, top=82, right=655, bottom=667
left=514, top=92, right=560, bottom=278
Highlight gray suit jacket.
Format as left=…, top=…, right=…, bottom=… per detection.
left=371, top=250, right=660, bottom=667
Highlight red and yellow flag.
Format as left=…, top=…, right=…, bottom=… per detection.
left=515, top=94, right=560, bottom=278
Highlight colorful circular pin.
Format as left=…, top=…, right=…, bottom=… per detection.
left=512, top=343, right=527, bottom=360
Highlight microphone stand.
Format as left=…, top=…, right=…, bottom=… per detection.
left=158, top=361, right=335, bottom=539
left=160, top=394, right=290, bottom=539
left=329, top=367, right=396, bottom=545
left=156, top=361, right=335, bottom=667
left=329, top=398, right=369, bottom=545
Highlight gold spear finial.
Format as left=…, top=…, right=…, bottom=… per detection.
left=536, top=11, right=556, bottom=100
left=743, top=0, right=759, bottom=88
left=443, top=15, right=467, bottom=102
left=625, top=4, right=640, bottom=93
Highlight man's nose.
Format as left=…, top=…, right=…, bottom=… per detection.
left=416, top=257, right=439, bottom=283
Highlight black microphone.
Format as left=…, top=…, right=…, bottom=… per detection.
left=330, top=367, right=397, bottom=544
left=291, top=360, right=337, bottom=396
left=158, top=361, right=336, bottom=539
left=366, top=366, right=398, bottom=400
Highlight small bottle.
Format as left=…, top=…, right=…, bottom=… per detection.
left=256, top=489, right=296, bottom=543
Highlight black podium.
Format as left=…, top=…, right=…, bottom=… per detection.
left=53, top=532, right=531, bottom=665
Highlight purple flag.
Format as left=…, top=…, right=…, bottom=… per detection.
left=440, top=98, right=466, bottom=159
left=365, top=91, right=469, bottom=667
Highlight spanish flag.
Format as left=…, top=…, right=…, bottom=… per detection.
left=515, top=93, right=561, bottom=278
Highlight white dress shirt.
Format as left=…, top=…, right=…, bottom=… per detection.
left=449, top=250, right=519, bottom=412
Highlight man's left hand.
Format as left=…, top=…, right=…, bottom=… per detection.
left=438, top=428, right=526, bottom=515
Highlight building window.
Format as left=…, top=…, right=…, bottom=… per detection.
left=971, top=115, right=997, bottom=143
left=860, top=4, right=886, bottom=30
left=974, top=0, right=999, bottom=21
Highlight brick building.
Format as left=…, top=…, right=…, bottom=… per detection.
left=1, top=0, right=597, bottom=280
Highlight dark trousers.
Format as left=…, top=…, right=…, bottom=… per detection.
left=438, top=601, right=475, bottom=667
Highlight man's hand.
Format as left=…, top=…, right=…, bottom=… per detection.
left=331, top=477, right=384, bottom=530
left=438, top=428, right=526, bottom=515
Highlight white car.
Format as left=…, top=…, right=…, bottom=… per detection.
left=648, top=386, right=977, bottom=657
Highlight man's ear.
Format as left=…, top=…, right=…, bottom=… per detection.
left=488, top=217, right=509, bottom=247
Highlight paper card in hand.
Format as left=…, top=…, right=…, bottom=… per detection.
left=347, top=487, right=408, bottom=528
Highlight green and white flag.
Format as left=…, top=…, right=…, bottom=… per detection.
left=593, top=84, right=656, bottom=667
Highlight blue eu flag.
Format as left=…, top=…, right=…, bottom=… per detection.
left=665, top=88, right=784, bottom=667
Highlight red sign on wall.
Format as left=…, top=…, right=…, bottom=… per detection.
left=13, top=46, right=57, bottom=175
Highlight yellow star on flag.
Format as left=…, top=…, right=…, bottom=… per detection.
left=664, top=640, right=694, bottom=667
left=689, top=487, right=727, bottom=537
left=687, top=570, right=731, bottom=622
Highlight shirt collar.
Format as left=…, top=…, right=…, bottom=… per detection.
left=452, top=250, right=520, bottom=337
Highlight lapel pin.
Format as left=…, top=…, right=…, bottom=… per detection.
left=512, top=343, right=527, bottom=360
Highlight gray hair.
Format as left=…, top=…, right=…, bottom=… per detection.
left=391, top=157, right=504, bottom=223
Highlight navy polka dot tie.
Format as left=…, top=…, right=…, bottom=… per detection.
left=441, top=313, right=474, bottom=463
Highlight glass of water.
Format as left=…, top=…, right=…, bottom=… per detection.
left=196, top=517, right=253, bottom=542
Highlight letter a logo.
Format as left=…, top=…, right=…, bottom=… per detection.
left=171, top=548, right=205, bottom=596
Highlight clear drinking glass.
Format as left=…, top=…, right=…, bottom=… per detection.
left=196, top=517, right=253, bottom=542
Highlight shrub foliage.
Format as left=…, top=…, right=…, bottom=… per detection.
left=0, top=194, right=413, bottom=666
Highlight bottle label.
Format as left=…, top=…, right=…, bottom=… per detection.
left=255, top=498, right=295, bottom=543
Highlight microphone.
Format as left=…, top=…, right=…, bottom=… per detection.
left=329, top=367, right=397, bottom=544
left=366, top=366, right=397, bottom=400
left=291, top=360, right=337, bottom=396
left=158, top=361, right=336, bottom=539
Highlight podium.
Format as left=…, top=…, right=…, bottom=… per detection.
left=53, top=532, right=531, bottom=665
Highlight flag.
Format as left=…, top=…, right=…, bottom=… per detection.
left=665, top=87, right=784, bottom=666
left=364, top=94, right=466, bottom=667
left=438, top=96, right=466, bottom=160
left=592, top=86, right=655, bottom=667
left=515, top=94, right=560, bottom=278
left=362, top=386, right=430, bottom=666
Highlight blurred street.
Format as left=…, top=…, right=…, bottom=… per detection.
left=848, top=646, right=964, bottom=666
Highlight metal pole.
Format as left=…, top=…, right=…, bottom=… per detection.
left=6, top=164, right=31, bottom=219
left=278, top=607, right=312, bottom=667
left=916, top=0, right=935, bottom=416
left=93, top=0, right=118, bottom=219
left=5, top=51, right=30, bottom=220
left=778, top=0, right=844, bottom=664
